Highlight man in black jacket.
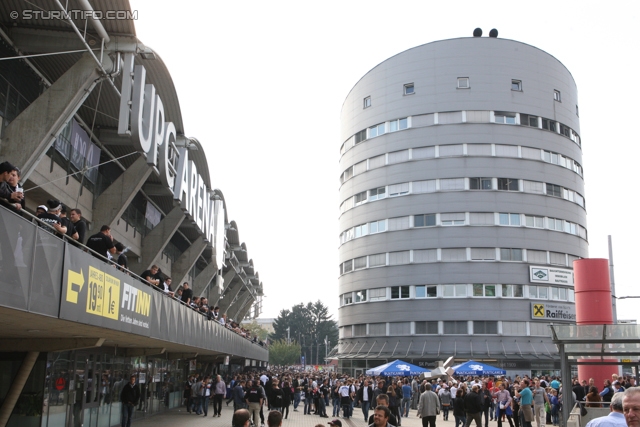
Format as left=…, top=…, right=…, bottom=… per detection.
left=464, top=385, right=484, bottom=427
left=120, top=375, right=140, bottom=427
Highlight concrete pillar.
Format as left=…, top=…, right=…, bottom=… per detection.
left=1, top=54, right=108, bottom=180
left=0, top=351, right=39, bottom=427
left=213, top=268, right=236, bottom=307
left=91, top=156, right=153, bottom=229
left=230, top=292, right=255, bottom=322
left=192, top=260, right=218, bottom=297
left=218, top=276, right=245, bottom=314
left=171, top=236, right=207, bottom=287
left=127, top=206, right=185, bottom=274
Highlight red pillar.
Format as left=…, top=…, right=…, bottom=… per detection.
left=573, top=258, right=617, bottom=389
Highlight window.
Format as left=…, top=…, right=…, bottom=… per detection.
left=547, top=218, right=563, bottom=231
left=499, top=213, right=521, bottom=226
left=520, top=114, right=538, bottom=127
left=502, top=284, right=524, bottom=298
left=473, top=284, right=496, bottom=297
left=495, top=113, right=517, bottom=124
left=413, top=249, right=437, bottom=263
left=354, top=191, right=367, bottom=206
left=576, top=105, right=579, bottom=116
left=415, top=321, right=438, bottom=334
left=554, top=90, right=561, bottom=102
left=354, top=290, right=367, bottom=303
left=368, top=254, right=386, bottom=267
left=342, top=326, right=352, bottom=338
left=469, top=212, right=494, bottom=225
left=413, top=180, right=436, bottom=193
left=369, top=187, right=386, bottom=201
left=549, top=252, right=566, bottom=266
left=443, top=284, right=467, bottom=297
left=442, top=248, right=467, bottom=261
left=546, top=183, right=562, bottom=198
left=470, top=177, right=492, bottom=190
left=441, top=213, right=465, bottom=226
left=342, top=259, right=353, bottom=273
left=389, top=251, right=410, bottom=265
left=440, top=178, right=465, bottom=190
left=474, top=321, right=498, bottom=334
left=369, top=154, right=385, bottom=169
left=388, top=182, right=409, bottom=196
left=457, top=77, right=469, bottom=89
left=503, top=321, right=527, bottom=335
left=525, top=215, right=544, bottom=228
left=529, top=285, right=548, bottom=299
left=368, top=123, right=386, bottom=138
left=353, top=324, right=366, bottom=336
left=470, top=248, right=496, bottom=261
left=354, top=129, right=367, bottom=144
left=439, top=144, right=464, bottom=157
left=389, top=118, right=409, bottom=132
left=444, top=321, right=468, bottom=334
left=354, top=256, right=367, bottom=270
left=369, top=288, right=386, bottom=301
left=389, top=322, right=411, bottom=335
left=527, top=250, right=547, bottom=264
left=354, top=223, right=368, bottom=238
left=369, top=220, right=386, bottom=233
left=390, top=286, right=410, bottom=299
left=530, top=322, right=551, bottom=336
left=497, top=178, right=519, bottom=191
left=542, top=119, right=557, bottom=132
left=343, top=293, right=353, bottom=304
left=341, top=166, right=353, bottom=183
left=364, top=96, right=371, bottom=108
left=415, top=285, right=438, bottom=298
left=368, top=323, right=386, bottom=336
left=511, top=80, right=522, bottom=91
left=403, top=84, right=415, bottom=95
left=414, top=214, right=436, bottom=227
left=388, top=216, right=410, bottom=231
left=500, top=248, right=523, bottom=261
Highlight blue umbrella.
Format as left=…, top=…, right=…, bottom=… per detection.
left=451, top=360, right=505, bottom=376
left=366, top=359, right=430, bottom=376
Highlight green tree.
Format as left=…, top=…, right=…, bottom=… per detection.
left=268, top=339, right=302, bottom=366
left=272, top=300, right=338, bottom=365
left=240, top=320, right=269, bottom=341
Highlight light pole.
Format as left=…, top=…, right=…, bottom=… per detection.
left=286, top=326, right=290, bottom=344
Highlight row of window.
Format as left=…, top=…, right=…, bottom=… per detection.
left=340, top=109, right=581, bottom=157
left=340, top=320, right=553, bottom=338
left=339, top=177, right=585, bottom=214
left=339, top=212, right=587, bottom=245
left=363, top=79, right=566, bottom=105
left=339, top=284, right=574, bottom=306
left=339, top=143, right=583, bottom=185
left=339, top=248, right=579, bottom=275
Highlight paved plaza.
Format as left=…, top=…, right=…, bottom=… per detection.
left=130, top=401, right=461, bottom=427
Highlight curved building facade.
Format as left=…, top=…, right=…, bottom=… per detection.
left=337, top=36, right=586, bottom=376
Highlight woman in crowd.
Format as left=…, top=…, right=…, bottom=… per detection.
left=440, top=385, right=452, bottom=421
left=585, top=386, right=602, bottom=407
left=282, top=380, right=293, bottom=419
left=387, top=385, right=401, bottom=425
left=453, top=388, right=467, bottom=427
left=271, top=378, right=285, bottom=414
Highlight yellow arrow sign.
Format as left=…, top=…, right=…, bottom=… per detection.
left=66, top=269, right=85, bottom=304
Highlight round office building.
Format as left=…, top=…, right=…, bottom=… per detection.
left=337, top=34, right=586, bottom=377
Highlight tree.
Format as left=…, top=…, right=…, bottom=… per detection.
left=268, top=339, right=301, bottom=366
left=240, top=320, right=269, bottom=341
left=271, top=300, right=338, bottom=365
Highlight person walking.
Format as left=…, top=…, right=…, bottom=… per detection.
left=418, top=383, right=442, bottom=427
left=464, top=385, right=484, bottom=427
left=120, top=375, right=140, bottom=427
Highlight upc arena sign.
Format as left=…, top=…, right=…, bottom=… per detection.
left=529, top=265, right=573, bottom=285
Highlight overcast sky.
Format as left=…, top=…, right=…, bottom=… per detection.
left=130, top=0, right=640, bottom=321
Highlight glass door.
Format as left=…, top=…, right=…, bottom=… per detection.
left=68, top=352, right=102, bottom=427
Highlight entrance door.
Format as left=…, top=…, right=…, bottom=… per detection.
left=68, top=352, right=102, bottom=427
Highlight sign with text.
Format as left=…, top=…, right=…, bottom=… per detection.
left=529, top=265, right=573, bottom=285
left=60, top=245, right=152, bottom=335
left=531, top=302, right=576, bottom=321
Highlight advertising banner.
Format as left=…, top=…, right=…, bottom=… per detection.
left=60, top=246, right=153, bottom=335
left=529, top=265, right=573, bottom=285
left=530, top=302, right=576, bottom=321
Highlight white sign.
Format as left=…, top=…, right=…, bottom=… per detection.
left=118, top=53, right=223, bottom=246
left=529, top=265, right=573, bottom=285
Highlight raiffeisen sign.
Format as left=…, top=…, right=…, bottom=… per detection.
left=117, top=52, right=223, bottom=254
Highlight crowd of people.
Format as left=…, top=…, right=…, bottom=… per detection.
left=218, top=367, right=640, bottom=427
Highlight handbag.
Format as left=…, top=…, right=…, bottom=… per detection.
left=580, top=405, right=588, bottom=417
left=545, top=402, right=551, bottom=413
left=499, top=402, right=506, bottom=410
